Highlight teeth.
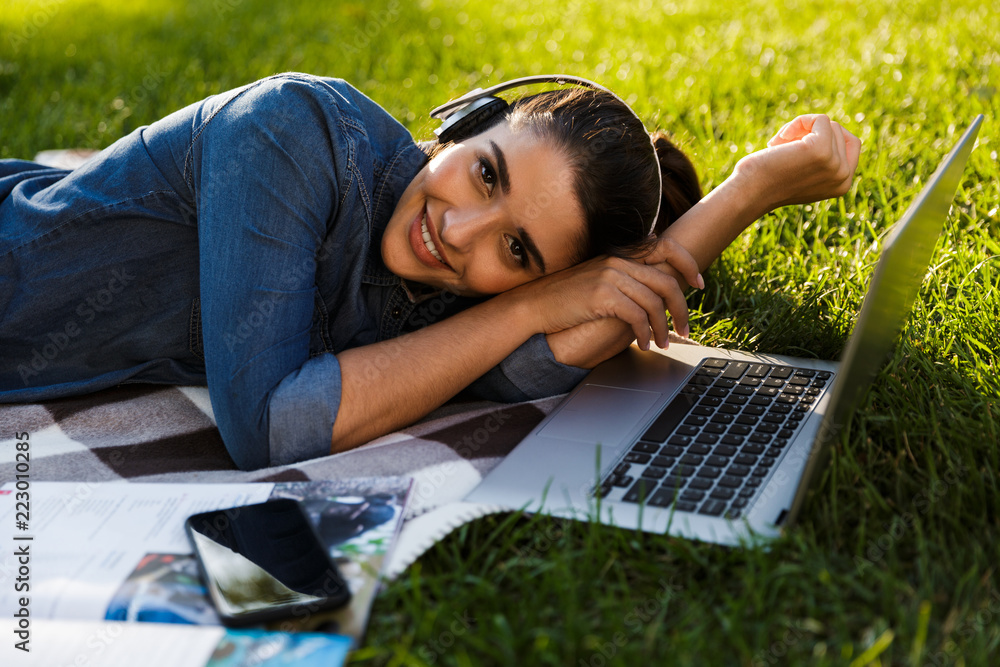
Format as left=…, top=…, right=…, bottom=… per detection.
left=420, top=215, right=444, bottom=263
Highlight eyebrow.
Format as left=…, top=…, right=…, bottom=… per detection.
left=517, top=226, right=546, bottom=274
left=489, top=140, right=546, bottom=272
left=489, top=140, right=512, bottom=196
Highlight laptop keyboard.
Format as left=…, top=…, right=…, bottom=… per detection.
left=594, top=357, right=833, bottom=519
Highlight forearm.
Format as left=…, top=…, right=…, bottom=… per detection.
left=332, top=291, right=537, bottom=453
left=546, top=169, right=768, bottom=367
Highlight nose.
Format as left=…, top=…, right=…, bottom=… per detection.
left=439, top=202, right=499, bottom=253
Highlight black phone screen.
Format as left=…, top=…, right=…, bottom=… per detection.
left=185, top=498, right=351, bottom=626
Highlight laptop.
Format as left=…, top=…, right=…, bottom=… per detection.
left=465, top=115, right=983, bottom=546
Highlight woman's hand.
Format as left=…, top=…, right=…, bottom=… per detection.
left=505, top=254, right=690, bottom=351
left=736, top=114, right=861, bottom=211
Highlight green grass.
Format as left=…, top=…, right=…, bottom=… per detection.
left=3, top=0, right=998, bottom=664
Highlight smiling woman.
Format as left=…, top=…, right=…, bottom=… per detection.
left=0, top=72, right=859, bottom=470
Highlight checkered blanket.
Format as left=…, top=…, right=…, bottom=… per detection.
left=0, top=384, right=564, bottom=575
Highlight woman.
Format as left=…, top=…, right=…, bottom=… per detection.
left=0, top=73, right=860, bottom=470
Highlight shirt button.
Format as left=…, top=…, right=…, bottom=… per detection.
left=391, top=306, right=403, bottom=318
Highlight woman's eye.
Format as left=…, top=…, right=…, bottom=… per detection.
left=479, top=157, right=496, bottom=193
left=506, top=235, right=527, bottom=266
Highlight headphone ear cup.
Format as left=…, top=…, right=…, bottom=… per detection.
left=436, top=97, right=509, bottom=144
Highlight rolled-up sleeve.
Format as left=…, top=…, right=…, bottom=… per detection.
left=464, top=333, right=590, bottom=402
left=190, top=76, right=344, bottom=470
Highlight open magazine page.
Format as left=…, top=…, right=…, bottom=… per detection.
left=0, top=620, right=352, bottom=666
left=0, top=479, right=411, bottom=660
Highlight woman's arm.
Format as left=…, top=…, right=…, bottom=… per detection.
left=547, top=114, right=862, bottom=369
left=331, top=253, right=689, bottom=452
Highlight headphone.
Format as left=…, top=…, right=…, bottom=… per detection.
left=430, top=75, right=663, bottom=230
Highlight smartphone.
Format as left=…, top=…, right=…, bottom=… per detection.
left=185, top=498, right=351, bottom=627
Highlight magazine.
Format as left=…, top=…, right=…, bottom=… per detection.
left=0, top=479, right=411, bottom=665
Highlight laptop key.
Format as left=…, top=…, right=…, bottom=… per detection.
left=763, top=414, right=785, bottom=424
left=773, top=438, right=789, bottom=448
left=722, top=434, right=745, bottom=445
left=622, top=478, right=658, bottom=502
left=735, top=454, right=757, bottom=466
left=816, top=370, right=833, bottom=379
left=711, top=413, right=735, bottom=424
left=688, top=478, right=713, bottom=490
left=651, top=456, right=676, bottom=468
left=613, top=462, right=631, bottom=476
left=742, top=444, right=765, bottom=455
left=778, top=429, right=795, bottom=439
left=752, top=467, right=770, bottom=477
left=660, top=444, right=684, bottom=457
left=756, top=387, right=780, bottom=397
left=736, top=415, right=759, bottom=425
left=695, top=434, right=720, bottom=445
left=681, top=489, right=705, bottom=502
left=648, top=489, right=678, bottom=507
left=732, top=497, right=749, bottom=508
left=707, top=455, right=731, bottom=468
left=707, top=387, right=729, bottom=398
left=702, top=358, right=728, bottom=369
left=677, top=425, right=699, bottom=436
left=633, top=442, right=659, bottom=453
left=738, top=488, right=756, bottom=498
left=718, top=475, right=743, bottom=488
left=695, top=367, right=722, bottom=376
left=766, top=447, right=783, bottom=458
left=696, top=466, right=722, bottom=479
left=684, top=415, right=708, bottom=427
left=795, top=369, right=816, bottom=377
left=670, top=465, right=697, bottom=477
left=746, top=363, right=772, bottom=377
left=756, top=423, right=779, bottom=434
left=744, top=478, right=762, bottom=487
left=714, top=378, right=737, bottom=389
left=666, top=436, right=691, bottom=447
left=698, top=500, right=727, bottom=516
left=681, top=384, right=706, bottom=395
left=642, top=466, right=667, bottom=479
left=680, top=454, right=704, bottom=466
left=725, top=395, right=749, bottom=406
left=729, top=425, right=752, bottom=436
left=624, top=452, right=651, bottom=464
left=713, top=444, right=738, bottom=457
left=692, top=406, right=715, bottom=417
left=612, top=474, right=634, bottom=487
left=750, top=396, right=773, bottom=406
left=640, top=392, right=699, bottom=442
left=770, top=404, right=792, bottom=414
left=769, top=366, right=793, bottom=379
left=689, top=443, right=712, bottom=455
left=675, top=501, right=698, bottom=512
left=763, top=377, right=786, bottom=388
left=727, top=464, right=751, bottom=477
left=689, top=376, right=715, bottom=386
left=711, top=488, right=735, bottom=500
left=704, top=423, right=727, bottom=435
left=722, top=362, right=750, bottom=379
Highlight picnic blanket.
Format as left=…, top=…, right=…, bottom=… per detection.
left=0, top=384, right=563, bottom=576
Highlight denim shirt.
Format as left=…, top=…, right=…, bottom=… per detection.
left=0, top=73, right=588, bottom=470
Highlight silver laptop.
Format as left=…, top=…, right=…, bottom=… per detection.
left=466, top=115, right=983, bottom=546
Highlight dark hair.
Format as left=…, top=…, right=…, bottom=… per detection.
left=424, top=87, right=702, bottom=263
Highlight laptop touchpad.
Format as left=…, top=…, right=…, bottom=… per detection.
left=538, top=384, right=661, bottom=446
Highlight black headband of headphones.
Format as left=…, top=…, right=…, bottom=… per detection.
left=429, top=74, right=663, bottom=229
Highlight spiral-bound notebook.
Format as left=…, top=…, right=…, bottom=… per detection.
left=466, top=116, right=983, bottom=545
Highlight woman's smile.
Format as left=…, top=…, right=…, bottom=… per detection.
left=382, top=122, right=586, bottom=297
left=408, top=204, right=452, bottom=269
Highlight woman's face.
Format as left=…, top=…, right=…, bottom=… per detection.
left=382, top=123, right=586, bottom=296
